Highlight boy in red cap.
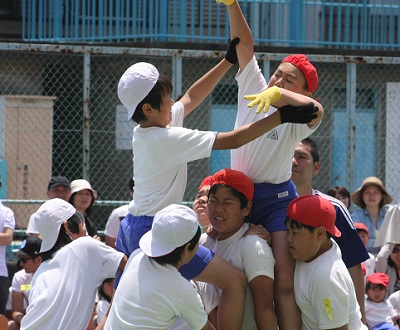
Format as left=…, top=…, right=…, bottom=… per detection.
left=196, top=168, right=277, bottom=329
left=355, top=222, right=376, bottom=281
left=365, top=272, right=398, bottom=330
left=285, top=194, right=367, bottom=329
left=217, top=1, right=324, bottom=328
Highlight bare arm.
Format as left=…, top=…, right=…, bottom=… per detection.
left=249, top=276, right=278, bottom=330
left=105, top=236, right=116, bottom=249
left=212, top=110, right=281, bottom=150
left=0, top=227, right=13, bottom=245
left=180, top=59, right=233, bottom=117
left=11, top=291, right=25, bottom=324
left=348, top=264, right=366, bottom=324
left=117, top=254, right=128, bottom=272
left=193, top=254, right=246, bottom=330
left=225, top=0, right=253, bottom=71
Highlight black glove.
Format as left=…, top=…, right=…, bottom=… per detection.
left=225, top=37, right=240, bottom=64
left=278, top=102, right=318, bottom=124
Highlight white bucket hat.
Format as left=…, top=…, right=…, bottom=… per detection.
left=139, top=204, right=199, bottom=257
left=33, top=198, right=76, bottom=253
left=70, top=179, right=97, bottom=199
left=117, top=62, right=160, bottom=120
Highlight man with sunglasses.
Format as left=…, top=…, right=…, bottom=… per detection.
left=7, top=237, right=42, bottom=330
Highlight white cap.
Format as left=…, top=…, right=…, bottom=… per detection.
left=139, top=204, right=199, bottom=257
left=70, top=179, right=97, bottom=199
left=33, top=198, right=76, bottom=253
left=117, top=62, right=159, bottom=120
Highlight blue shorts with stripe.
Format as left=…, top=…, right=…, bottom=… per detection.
left=248, top=179, right=298, bottom=233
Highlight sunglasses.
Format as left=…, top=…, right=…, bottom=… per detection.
left=392, top=248, right=400, bottom=254
left=19, top=257, right=33, bottom=263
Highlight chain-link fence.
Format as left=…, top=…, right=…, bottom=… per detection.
left=1, top=43, right=400, bottom=232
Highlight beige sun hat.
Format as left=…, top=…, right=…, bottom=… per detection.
left=351, top=176, right=392, bottom=207
left=70, top=179, right=98, bottom=200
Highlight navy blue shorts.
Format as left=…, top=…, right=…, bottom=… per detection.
left=248, top=180, right=298, bottom=233
left=115, top=213, right=214, bottom=281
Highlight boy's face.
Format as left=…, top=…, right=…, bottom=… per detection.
left=367, top=284, right=386, bottom=303
left=268, top=62, right=309, bottom=95
left=158, top=94, right=174, bottom=127
left=356, top=230, right=369, bottom=248
left=144, top=94, right=173, bottom=128
left=286, top=225, right=321, bottom=262
left=291, top=142, right=319, bottom=187
left=193, top=185, right=210, bottom=228
left=207, top=186, right=250, bottom=241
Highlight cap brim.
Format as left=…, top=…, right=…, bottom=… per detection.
left=14, top=250, right=29, bottom=256
left=139, top=231, right=174, bottom=257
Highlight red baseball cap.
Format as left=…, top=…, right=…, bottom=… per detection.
left=354, top=222, right=370, bottom=236
left=198, top=176, right=213, bottom=190
left=287, top=195, right=341, bottom=237
left=282, top=54, right=318, bottom=93
left=367, top=272, right=389, bottom=287
left=211, top=168, right=254, bottom=202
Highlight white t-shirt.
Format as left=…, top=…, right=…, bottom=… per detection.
left=388, top=291, right=400, bottom=313
left=197, top=223, right=275, bottom=330
left=231, top=56, right=317, bottom=184
left=105, top=249, right=208, bottom=330
left=21, top=236, right=124, bottom=330
left=7, top=270, right=32, bottom=310
left=128, top=102, right=216, bottom=216
left=105, top=204, right=129, bottom=238
left=0, top=201, right=15, bottom=276
left=294, top=240, right=367, bottom=330
left=96, top=299, right=110, bottom=325
left=365, top=299, right=397, bottom=329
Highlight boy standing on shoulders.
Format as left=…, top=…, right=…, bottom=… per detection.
left=286, top=195, right=367, bottom=329
left=217, top=1, right=324, bottom=327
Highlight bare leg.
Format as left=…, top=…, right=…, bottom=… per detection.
left=271, top=230, right=301, bottom=330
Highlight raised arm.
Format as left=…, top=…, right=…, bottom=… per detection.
left=219, top=0, right=253, bottom=71
left=179, top=59, right=233, bottom=117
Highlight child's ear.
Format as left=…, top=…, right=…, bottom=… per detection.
left=142, top=103, right=153, bottom=114
left=63, top=221, right=71, bottom=234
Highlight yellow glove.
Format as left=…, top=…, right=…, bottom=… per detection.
left=216, top=0, right=234, bottom=5
left=244, top=86, right=282, bottom=114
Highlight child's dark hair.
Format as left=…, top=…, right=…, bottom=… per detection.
left=132, top=76, right=173, bottom=124
left=98, top=278, right=114, bottom=303
left=152, top=226, right=201, bottom=266
left=42, top=212, right=85, bottom=262
left=208, top=184, right=248, bottom=209
left=285, top=217, right=333, bottom=239
left=365, top=281, right=386, bottom=294
left=66, top=211, right=85, bottom=233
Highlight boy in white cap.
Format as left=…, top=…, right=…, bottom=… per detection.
left=20, top=198, right=127, bottom=330
left=116, top=41, right=317, bottom=328
left=286, top=195, right=367, bottom=329
left=217, top=1, right=324, bottom=328
left=106, top=204, right=214, bottom=330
